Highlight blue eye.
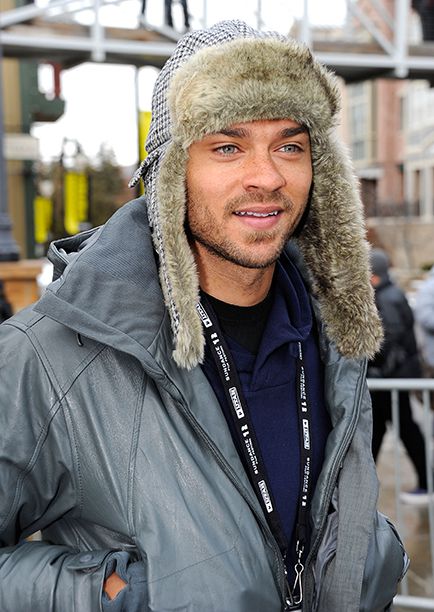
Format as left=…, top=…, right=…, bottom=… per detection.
left=216, top=145, right=238, bottom=155
left=280, top=144, right=302, bottom=153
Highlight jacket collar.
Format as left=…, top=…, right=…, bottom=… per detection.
left=35, top=196, right=367, bottom=380
left=35, top=198, right=175, bottom=378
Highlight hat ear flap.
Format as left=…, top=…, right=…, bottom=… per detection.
left=297, top=131, right=383, bottom=359
left=156, top=143, right=204, bottom=369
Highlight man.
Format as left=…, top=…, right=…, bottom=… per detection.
left=368, top=249, right=428, bottom=505
left=411, top=0, right=434, bottom=41
left=164, top=0, right=190, bottom=30
left=0, top=20, right=407, bottom=612
left=0, top=279, right=12, bottom=323
left=414, top=263, right=434, bottom=379
left=140, top=0, right=190, bottom=31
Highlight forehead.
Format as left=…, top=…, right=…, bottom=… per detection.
left=206, top=118, right=309, bottom=140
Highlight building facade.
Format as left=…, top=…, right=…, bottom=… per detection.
left=343, top=0, right=434, bottom=273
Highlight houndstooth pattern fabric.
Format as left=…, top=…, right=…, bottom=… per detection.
left=129, top=20, right=283, bottom=344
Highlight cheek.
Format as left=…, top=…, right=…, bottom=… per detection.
left=189, top=175, right=227, bottom=212
left=290, top=168, right=312, bottom=200
left=188, top=169, right=216, bottom=202
left=186, top=184, right=216, bottom=228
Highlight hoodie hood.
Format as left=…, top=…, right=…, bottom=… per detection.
left=369, top=248, right=390, bottom=283
left=129, top=19, right=382, bottom=369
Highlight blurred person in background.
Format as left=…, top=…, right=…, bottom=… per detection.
left=165, top=0, right=190, bottom=30
left=0, top=280, right=12, bottom=323
left=0, top=21, right=407, bottom=612
left=140, top=0, right=190, bottom=30
left=368, top=248, right=429, bottom=505
left=412, top=0, right=434, bottom=41
left=414, top=263, right=434, bottom=379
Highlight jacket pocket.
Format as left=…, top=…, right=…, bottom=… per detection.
left=67, top=549, right=148, bottom=611
left=360, top=511, right=409, bottom=612
left=310, top=510, right=408, bottom=612
left=101, top=552, right=148, bottom=612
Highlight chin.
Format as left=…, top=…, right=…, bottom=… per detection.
left=230, top=248, right=282, bottom=270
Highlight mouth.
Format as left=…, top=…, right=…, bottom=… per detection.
left=234, top=210, right=280, bottom=218
left=231, top=207, right=284, bottom=230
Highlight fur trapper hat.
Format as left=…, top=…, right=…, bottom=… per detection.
left=130, top=20, right=383, bottom=369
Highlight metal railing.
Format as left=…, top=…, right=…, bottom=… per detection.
left=367, top=378, right=434, bottom=610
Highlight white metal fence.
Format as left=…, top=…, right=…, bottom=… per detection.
left=367, top=379, right=434, bottom=610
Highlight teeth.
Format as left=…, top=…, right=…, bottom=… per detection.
left=235, top=211, right=279, bottom=217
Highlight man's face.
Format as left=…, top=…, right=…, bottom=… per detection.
left=185, top=119, right=312, bottom=270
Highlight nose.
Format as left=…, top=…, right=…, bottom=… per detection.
left=241, top=152, right=286, bottom=192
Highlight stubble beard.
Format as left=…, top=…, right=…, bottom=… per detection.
left=187, top=192, right=303, bottom=270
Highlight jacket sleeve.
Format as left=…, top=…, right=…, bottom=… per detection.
left=415, top=278, right=434, bottom=333
left=371, top=288, right=420, bottom=377
left=0, top=321, right=147, bottom=611
left=0, top=542, right=113, bottom=610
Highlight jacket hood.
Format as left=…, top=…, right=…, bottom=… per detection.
left=129, top=19, right=382, bottom=369
left=35, top=200, right=172, bottom=378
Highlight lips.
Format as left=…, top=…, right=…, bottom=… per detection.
left=234, top=210, right=279, bottom=218
left=231, top=207, right=284, bottom=230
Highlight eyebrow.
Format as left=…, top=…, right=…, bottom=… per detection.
left=215, top=125, right=309, bottom=139
left=218, top=127, right=249, bottom=138
left=280, top=126, right=309, bottom=138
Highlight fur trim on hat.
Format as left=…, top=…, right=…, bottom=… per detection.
left=296, top=132, right=383, bottom=359
left=137, top=21, right=383, bottom=368
left=156, top=143, right=204, bottom=368
left=168, top=38, right=340, bottom=148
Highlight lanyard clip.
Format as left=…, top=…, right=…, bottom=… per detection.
left=292, top=540, right=305, bottom=606
left=283, top=543, right=305, bottom=611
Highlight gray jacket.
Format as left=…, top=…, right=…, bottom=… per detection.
left=0, top=200, right=407, bottom=611
left=415, top=266, right=434, bottom=367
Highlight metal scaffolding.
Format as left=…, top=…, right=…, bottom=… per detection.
left=0, top=0, right=434, bottom=79
left=1, top=0, right=434, bottom=259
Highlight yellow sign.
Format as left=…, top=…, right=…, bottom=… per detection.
left=64, top=171, right=88, bottom=235
left=139, top=110, right=152, bottom=160
left=34, top=195, right=53, bottom=244
left=138, top=111, right=152, bottom=195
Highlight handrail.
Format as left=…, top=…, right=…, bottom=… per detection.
left=368, top=378, right=434, bottom=390
left=367, top=378, right=434, bottom=608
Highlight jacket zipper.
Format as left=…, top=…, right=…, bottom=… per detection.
left=175, top=397, right=288, bottom=607
left=303, top=360, right=367, bottom=610
left=165, top=358, right=367, bottom=610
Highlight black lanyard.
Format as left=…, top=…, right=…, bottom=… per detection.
left=197, top=298, right=313, bottom=609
